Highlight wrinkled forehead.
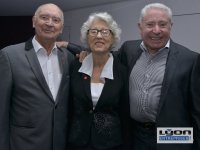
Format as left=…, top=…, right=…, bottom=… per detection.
left=40, top=6, right=60, bottom=15
left=35, top=4, right=63, bottom=21
left=143, top=8, right=171, bottom=21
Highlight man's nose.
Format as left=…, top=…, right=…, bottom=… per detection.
left=45, top=18, right=54, bottom=26
left=152, top=25, right=161, bottom=33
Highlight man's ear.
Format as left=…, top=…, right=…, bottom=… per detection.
left=60, top=25, right=64, bottom=34
left=138, top=22, right=142, bottom=30
left=32, top=16, right=36, bottom=28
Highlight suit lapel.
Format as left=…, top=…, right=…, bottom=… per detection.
left=128, top=42, right=143, bottom=76
left=55, top=49, right=69, bottom=104
left=156, top=41, right=179, bottom=117
left=82, top=74, right=93, bottom=107
left=25, top=47, right=54, bottom=101
left=94, top=79, right=112, bottom=109
left=129, top=49, right=142, bottom=75
left=58, top=48, right=68, bottom=77
left=94, top=59, right=119, bottom=109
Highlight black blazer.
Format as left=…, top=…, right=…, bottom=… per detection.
left=117, top=40, right=200, bottom=150
left=0, top=39, right=74, bottom=150
left=68, top=55, right=130, bottom=149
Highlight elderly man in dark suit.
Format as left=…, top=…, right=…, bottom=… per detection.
left=117, top=3, right=200, bottom=150
left=0, top=3, right=74, bottom=150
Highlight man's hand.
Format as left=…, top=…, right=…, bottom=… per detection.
left=79, top=51, right=88, bottom=62
left=56, top=41, right=69, bottom=48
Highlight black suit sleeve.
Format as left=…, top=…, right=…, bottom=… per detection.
left=191, top=54, right=200, bottom=149
left=117, top=62, right=131, bottom=150
left=113, top=42, right=128, bottom=66
left=0, top=49, right=12, bottom=150
left=67, top=43, right=86, bottom=56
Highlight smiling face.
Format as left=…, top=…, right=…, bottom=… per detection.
left=87, top=19, right=114, bottom=55
left=32, top=4, right=63, bottom=44
left=138, top=8, right=172, bottom=53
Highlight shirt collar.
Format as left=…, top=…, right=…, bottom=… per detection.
left=140, top=40, right=170, bottom=52
left=32, top=36, right=57, bottom=54
left=78, top=53, right=114, bottom=80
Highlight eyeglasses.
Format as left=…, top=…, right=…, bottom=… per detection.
left=87, top=29, right=112, bottom=37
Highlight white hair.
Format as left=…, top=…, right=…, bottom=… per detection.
left=34, top=3, right=64, bottom=23
left=139, top=3, right=172, bottom=23
left=80, top=12, right=121, bottom=49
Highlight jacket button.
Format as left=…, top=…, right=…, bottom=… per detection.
left=89, top=110, right=93, bottom=114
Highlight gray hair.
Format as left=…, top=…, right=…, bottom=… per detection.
left=139, top=3, right=172, bottom=23
left=80, top=12, right=121, bottom=49
left=34, top=3, right=64, bottom=24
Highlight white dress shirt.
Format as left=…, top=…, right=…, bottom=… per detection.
left=32, top=37, right=62, bottom=100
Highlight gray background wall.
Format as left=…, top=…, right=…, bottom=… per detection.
left=62, top=0, right=200, bottom=53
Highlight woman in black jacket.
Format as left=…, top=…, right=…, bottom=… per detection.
left=68, top=12, right=130, bottom=150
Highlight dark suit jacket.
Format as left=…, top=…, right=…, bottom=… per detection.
left=0, top=38, right=74, bottom=150
left=68, top=55, right=130, bottom=149
left=116, top=39, right=200, bottom=150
